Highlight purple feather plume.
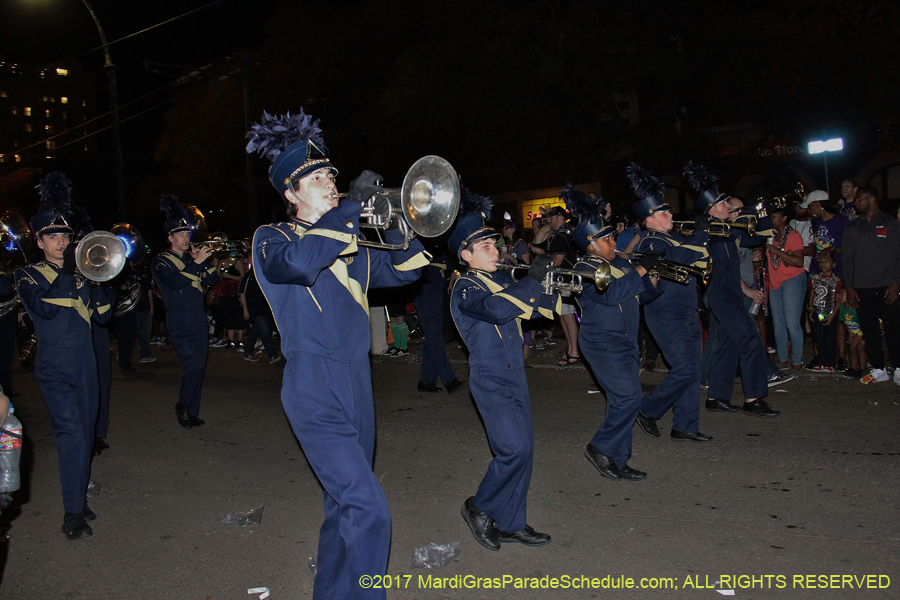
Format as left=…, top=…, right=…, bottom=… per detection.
left=245, top=109, right=327, bottom=163
left=459, top=185, right=493, bottom=220
left=36, top=171, right=73, bottom=216
left=626, top=163, right=666, bottom=200
left=682, top=162, right=719, bottom=193
left=559, top=183, right=604, bottom=222
left=159, top=194, right=188, bottom=221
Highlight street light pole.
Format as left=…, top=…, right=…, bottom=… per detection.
left=81, top=0, right=126, bottom=221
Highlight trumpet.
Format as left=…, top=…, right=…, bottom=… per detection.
left=673, top=215, right=757, bottom=238
left=755, top=182, right=805, bottom=217
left=192, top=231, right=233, bottom=255
left=494, top=262, right=610, bottom=296
left=628, top=253, right=713, bottom=285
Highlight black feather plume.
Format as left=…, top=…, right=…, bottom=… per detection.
left=69, top=204, right=93, bottom=237
left=682, top=162, right=719, bottom=193
left=459, top=185, right=493, bottom=220
left=626, top=163, right=666, bottom=200
left=159, top=194, right=188, bottom=221
left=245, top=109, right=327, bottom=163
left=36, top=171, right=73, bottom=216
left=559, top=183, right=603, bottom=222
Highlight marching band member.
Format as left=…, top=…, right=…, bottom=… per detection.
left=627, top=164, right=713, bottom=442
left=683, top=164, right=783, bottom=417
left=14, top=172, right=114, bottom=539
left=563, top=185, right=660, bottom=481
left=152, top=196, right=219, bottom=429
left=450, top=188, right=559, bottom=551
left=247, top=109, right=428, bottom=600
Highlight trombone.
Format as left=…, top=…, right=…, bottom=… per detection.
left=627, top=253, right=713, bottom=285
left=673, top=215, right=757, bottom=238
left=494, top=262, right=610, bottom=296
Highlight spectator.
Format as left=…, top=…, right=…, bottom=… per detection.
left=790, top=197, right=815, bottom=272
left=837, top=288, right=867, bottom=379
left=837, top=179, right=858, bottom=222
left=499, top=218, right=531, bottom=265
left=545, top=204, right=581, bottom=366
left=239, top=256, right=281, bottom=364
left=217, top=256, right=247, bottom=350
left=842, top=186, right=900, bottom=384
left=807, top=189, right=849, bottom=278
left=807, top=251, right=841, bottom=373
left=766, top=206, right=807, bottom=373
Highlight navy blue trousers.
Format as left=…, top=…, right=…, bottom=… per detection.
left=115, top=309, right=138, bottom=368
left=93, top=323, right=111, bottom=439
left=641, top=310, right=701, bottom=433
left=281, top=352, right=390, bottom=600
left=414, top=291, right=457, bottom=387
left=582, top=333, right=642, bottom=469
left=470, top=365, right=533, bottom=534
left=707, top=302, right=768, bottom=402
left=167, top=314, right=208, bottom=416
left=36, top=345, right=99, bottom=514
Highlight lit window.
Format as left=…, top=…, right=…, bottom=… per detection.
left=42, top=96, right=49, bottom=102
left=45, top=109, right=50, bottom=118
left=56, top=68, right=68, bottom=76
left=0, top=91, right=6, bottom=98
left=14, top=155, right=21, bottom=162
left=46, top=141, right=55, bottom=150
left=82, top=100, right=86, bottom=107
left=11, top=107, right=17, bottom=115
left=45, top=125, right=54, bottom=133
left=60, top=97, right=68, bottom=104
left=24, top=124, right=31, bottom=132
left=0, top=154, right=4, bottom=163
left=23, top=107, right=30, bottom=116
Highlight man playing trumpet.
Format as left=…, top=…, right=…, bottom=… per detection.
left=627, top=164, right=714, bottom=443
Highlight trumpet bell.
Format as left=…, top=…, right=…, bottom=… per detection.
left=75, top=231, right=127, bottom=282
left=401, top=156, right=460, bottom=238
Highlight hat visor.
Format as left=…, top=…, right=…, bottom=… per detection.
left=37, top=225, right=73, bottom=237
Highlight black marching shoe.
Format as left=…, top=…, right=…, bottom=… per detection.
left=499, top=525, right=551, bottom=546
left=670, top=430, right=714, bottom=442
left=417, top=381, right=442, bottom=393
left=62, top=512, right=93, bottom=540
left=189, top=416, right=205, bottom=427
left=583, top=444, right=622, bottom=481
left=619, top=465, right=648, bottom=481
left=635, top=412, right=660, bottom=438
left=446, top=379, right=468, bottom=395
left=742, top=399, right=780, bottom=418
left=705, top=399, right=740, bottom=413
left=461, top=497, right=501, bottom=551
left=175, top=403, right=193, bottom=429
left=82, top=503, right=97, bottom=521
left=93, top=437, right=110, bottom=456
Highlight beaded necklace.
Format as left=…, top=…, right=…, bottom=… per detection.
left=770, top=223, right=793, bottom=269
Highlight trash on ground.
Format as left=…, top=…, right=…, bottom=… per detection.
left=218, top=505, right=264, bottom=526
left=308, top=556, right=317, bottom=576
left=87, top=480, right=102, bottom=496
left=411, top=541, right=462, bottom=569
left=775, top=389, right=788, bottom=393
left=716, top=590, right=735, bottom=596
left=247, top=587, right=270, bottom=599
left=588, top=389, right=602, bottom=394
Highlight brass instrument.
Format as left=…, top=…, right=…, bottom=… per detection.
left=755, top=182, right=805, bottom=217
left=113, top=273, right=142, bottom=317
left=354, top=155, right=461, bottom=250
left=193, top=232, right=233, bottom=254
left=110, top=223, right=147, bottom=265
left=494, top=262, right=610, bottom=296
left=0, top=211, right=33, bottom=319
left=18, top=332, right=36, bottom=364
left=673, top=215, right=757, bottom=238
left=628, top=253, right=713, bottom=285
left=184, top=204, right=209, bottom=244
left=74, top=231, right=127, bottom=282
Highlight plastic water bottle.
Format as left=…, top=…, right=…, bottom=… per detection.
left=0, top=406, right=22, bottom=493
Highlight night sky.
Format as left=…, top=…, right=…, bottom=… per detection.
left=1, top=0, right=897, bottom=240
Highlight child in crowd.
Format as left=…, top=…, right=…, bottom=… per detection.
left=837, top=288, right=868, bottom=379
left=807, top=251, right=842, bottom=373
